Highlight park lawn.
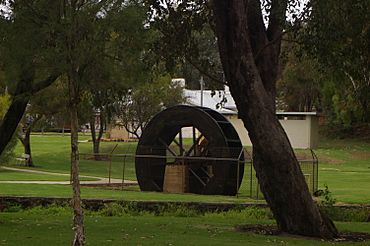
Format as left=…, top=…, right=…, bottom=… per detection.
left=2, top=134, right=370, bottom=204
left=316, top=137, right=370, bottom=204
left=0, top=183, right=257, bottom=203
left=10, top=134, right=138, bottom=180
left=0, top=169, right=98, bottom=181
left=0, top=211, right=370, bottom=246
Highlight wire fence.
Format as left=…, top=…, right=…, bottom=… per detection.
left=79, top=145, right=318, bottom=199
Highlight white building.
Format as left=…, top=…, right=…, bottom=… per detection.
left=183, top=87, right=319, bottom=149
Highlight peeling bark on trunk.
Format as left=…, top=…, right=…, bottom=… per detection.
left=212, top=0, right=338, bottom=238
left=68, top=75, right=85, bottom=246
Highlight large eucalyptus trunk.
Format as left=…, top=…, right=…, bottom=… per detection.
left=212, top=1, right=338, bottom=238
left=68, top=75, right=85, bottom=246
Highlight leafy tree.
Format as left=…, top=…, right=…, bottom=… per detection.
left=54, top=1, right=151, bottom=244
left=1, top=1, right=149, bottom=244
left=0, top=1, right=60, bottom=156
left=277, top=46, right=322, bottom=112
left=147, top=0, right=338, bottom=238
left=298, top=0, right=370, bottom=125
left=116, top=75, right=186, bottom=138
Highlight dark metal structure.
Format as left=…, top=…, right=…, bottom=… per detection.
left=135, top=105, right=244, bottom=196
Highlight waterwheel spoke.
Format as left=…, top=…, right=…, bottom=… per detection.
left=172, top=131, right=185, bottom=156
left=185, top=133, right=204, bottom=157
left=199, top=166, right=212, bottom=179
left=199, top=141, right=210, bottom=156
left=189, top=168, right=206, bottom=187
left=159, top=138, right=178, bottom=157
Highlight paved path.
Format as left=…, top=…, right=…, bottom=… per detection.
left=0, top=166, right=137, bottom=185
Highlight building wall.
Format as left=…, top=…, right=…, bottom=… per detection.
left=228, top=115, right=318, bottom=149
left=107, top=124, right=131, bottom=140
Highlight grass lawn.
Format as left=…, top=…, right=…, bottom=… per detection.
left=1, top=134, right=370, bottom=204
left=0, top=208, right=370, bottom=246
left=0, top=183, right=257, bottom=203
left=0, top=169, right=98, bottom=181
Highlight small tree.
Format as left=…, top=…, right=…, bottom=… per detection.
left=116, top=75, right=186, bottom=138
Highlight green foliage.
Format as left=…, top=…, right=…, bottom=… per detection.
left=25, top=204, right=72, bottom=216
left=0, top=93, right=10, bottom=116
left=325, top=207, right=370, bottom=223
left=3, top=202, right=369, bottom=223
left=156, top=204, right=200, bottom=217
left=317, top=184, right=337, bottom=208
left=95, top=202, right=147, bottom=217
left=277, top=48, right=322, bottom=111
left=297, top=0, right=370, bottom=125
left=205, top=206, right=273, bottom=221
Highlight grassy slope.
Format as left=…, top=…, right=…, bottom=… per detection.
left=1, top=134, right=369, bottom=204
left=1, top=211, right=370, bottom=246
left=316, top=137, right=370, bottom=204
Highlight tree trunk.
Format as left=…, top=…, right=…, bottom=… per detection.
left=68, top=75, right=85, bottom=246
left=212, top=1, right=338, bottom=238
left=0, top=96, right=29, bottom=156
left=90, top=113, right=104, bottom=161
left=23, top=127, right=34, bottom=167
left=0, top=71, right=59, bottom=156
left=19, top=116, right=42, bottom=167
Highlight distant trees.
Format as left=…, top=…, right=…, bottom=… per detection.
left=277, top=44, right=322, bottom=112
left=274, top=0, right=370, bottom=136
left=296, top=0, right=370, bottom=128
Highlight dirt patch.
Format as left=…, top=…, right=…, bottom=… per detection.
left=235, top=224, right=280, bottom=235
left=351, top=150, right=370, bottom=160
left=235, top=224, right=370, bottom=242
left=317, top=155, right=345, bottom=165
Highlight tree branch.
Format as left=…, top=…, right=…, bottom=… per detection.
left=31, top=73, right=60, bottom=95
left=254, top=29, right=288, bottom=60
left=186, top=56, right=225, bottom=86
left=266, top=0, right=288, bottom=42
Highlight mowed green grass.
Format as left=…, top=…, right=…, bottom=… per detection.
left=316, top=137, right=370, bottom=204
left=0, top=183, right=257, bottom=203
left=0, top=169, right=98, bottom=181
left=1, top=210, right=370, bottom=246
left=1, top=134, right=370, bottom=204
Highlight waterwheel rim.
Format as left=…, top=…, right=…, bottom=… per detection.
left=135, top=105, right=244, bottom=195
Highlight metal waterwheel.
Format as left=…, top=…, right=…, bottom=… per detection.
left=135, top=105, right=244, bottom=195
